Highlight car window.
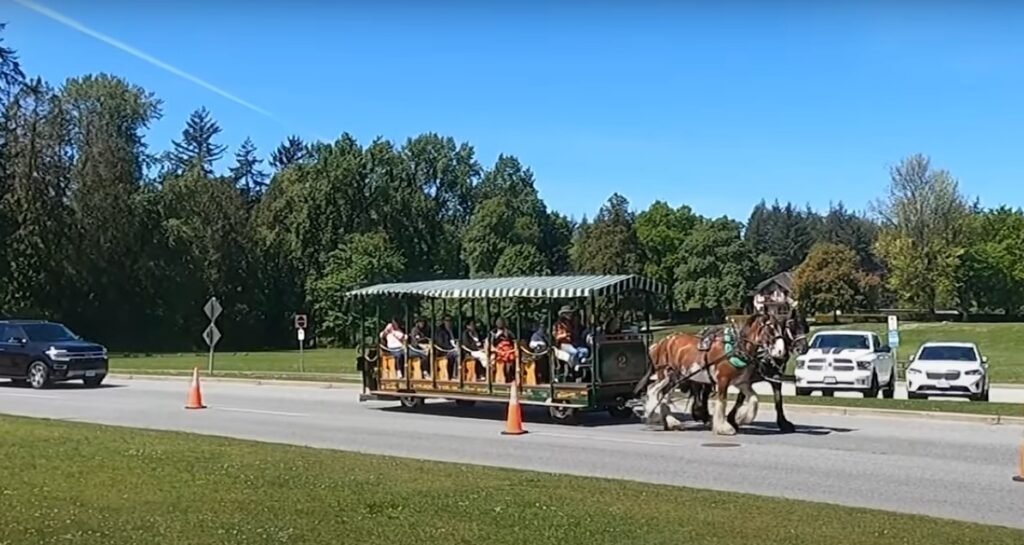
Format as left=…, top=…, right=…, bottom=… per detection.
left=917, top=346, right=978, bottom=362
left=21, top=323, right=77, bottom=343
left=809, top=334, right=870, bottom=350
left=1, top=325, right=26, bottom=343
left=872, top=334, right=883, bottom=351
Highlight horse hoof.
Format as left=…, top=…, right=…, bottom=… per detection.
left=779, top=421, right=796, bottom=434
left=715, top=426, right=737, bottom=436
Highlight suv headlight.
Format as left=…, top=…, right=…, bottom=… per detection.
left=964, top=369, right=984, bottom=376
left=906, top=367, right=921, bottom=375
left=856, top=360, right=872, bottom=370
left=795, top=359, right=806, bottom=369
left=45, top=346, right=71, bottom=361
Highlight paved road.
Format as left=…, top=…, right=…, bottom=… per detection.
left=1, top=378, right=1022, bottom=530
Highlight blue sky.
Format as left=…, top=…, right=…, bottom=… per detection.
left=4, top=0, right=1024, bottom=222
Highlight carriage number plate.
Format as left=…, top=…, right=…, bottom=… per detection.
left=824, top=376, right=837, bottom=385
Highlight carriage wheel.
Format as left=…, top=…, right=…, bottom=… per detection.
left=607, top=405, right=634, bottom=419
left=399, top=396, right=424, bottom=410
left=549, top=405, right=580, bottom=425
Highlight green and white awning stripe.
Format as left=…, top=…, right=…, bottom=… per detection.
left=346, top=274, right=665, bottom=299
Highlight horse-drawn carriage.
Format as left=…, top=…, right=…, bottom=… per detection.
left=348, top=274, right=666, bottom=424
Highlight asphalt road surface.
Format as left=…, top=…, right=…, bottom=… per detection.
left=1, top=378, right=1022, bottom=530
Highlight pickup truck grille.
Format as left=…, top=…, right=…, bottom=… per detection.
left=926, top=370, right=961, bottom=381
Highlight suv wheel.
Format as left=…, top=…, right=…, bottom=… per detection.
left=882, top=369, right=896, bottom=399
left=864, top=373, right=880, bottom=398
left=27, top=361, right=51, bottom=390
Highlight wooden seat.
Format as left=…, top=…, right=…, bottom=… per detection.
left=492, top=359, right=507, bottom=383
left=463, top=358, right=478, bottom=382
left=433, top=357, right=450, bottom=381
left=409, top=356, right=422, bottom=379
left=381, top=354, right=396, bottom=379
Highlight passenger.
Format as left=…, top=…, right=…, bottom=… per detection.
left=491, top=318, right=516, bottom=381
left=433, top=314, right=459, bottom=378
left=462, top=319, right=488, bottom=374
left=529, top=321, right=549, bottom=351
left=379, top=317, right=406, bottom=378
left=409, top=317, right=432, bottom=379
left=554, top=305, right=589, bottom=368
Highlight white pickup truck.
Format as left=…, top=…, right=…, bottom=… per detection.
left=793, top=330, right=897, bottom=398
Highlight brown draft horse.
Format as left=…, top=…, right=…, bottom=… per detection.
left=690, top=307, right=810, bottom=434
left=641, top=312, right=787, bottom=436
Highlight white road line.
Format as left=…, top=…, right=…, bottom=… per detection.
left=215, top=407, right=309, bottom=418
left=0, top=392, right=58, bottom=399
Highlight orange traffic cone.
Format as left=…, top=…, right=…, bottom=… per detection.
left=501, top=380, right=527, bottom=435
left=1014, top=440, right=1024, bottom=483
left=185, top=367, right=207, bottom=410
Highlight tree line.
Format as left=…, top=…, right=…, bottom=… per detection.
left=0, top=26, right=1019, bottom=351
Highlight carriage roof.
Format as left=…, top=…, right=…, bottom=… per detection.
left=345, top=274, right=666, bottom=300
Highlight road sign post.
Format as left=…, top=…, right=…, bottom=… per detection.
left=295, top=314, right=308, bottom=373
left=887, top=315, right=900, bottom=379
left=203, top=297, right=223, bottom=373
left=297, top=327, right=306, bottom=373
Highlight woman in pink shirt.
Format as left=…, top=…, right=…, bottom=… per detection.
left=380, top=317, right=407, bottom=378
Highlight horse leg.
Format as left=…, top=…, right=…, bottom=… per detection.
left=727, top=391, right=744, bottom=430
left=734, top=381, right=759, bottom=426
left=642, top=374, right=670, bottom=425
left=712, top=369, right=736, bottom=436
left=691, top=382, right=712, bottom=428
left=773, top=380, right=795, bottom=433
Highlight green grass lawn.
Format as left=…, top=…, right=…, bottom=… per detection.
left=110, top=348, right=358, bottom=376
left=1, top=415, right=1020, bottom=545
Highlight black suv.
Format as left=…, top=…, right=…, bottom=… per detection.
left=0, top=320, right=109, bottom=389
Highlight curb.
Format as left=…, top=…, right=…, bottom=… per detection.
left=781, top=403, right=1024, bottom=426
left=108, top=373, right=360, bottom=389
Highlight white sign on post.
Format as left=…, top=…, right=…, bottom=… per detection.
left=297, top=328, right=306, bottom=342
left=887, top=315, right=898, bottom=332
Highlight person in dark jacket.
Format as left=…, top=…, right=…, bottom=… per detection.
left=433, top=315, right=458, bottom=378
left=409, top=317, right=431, bottom=379
left=462, top=318, right=488, bottom=378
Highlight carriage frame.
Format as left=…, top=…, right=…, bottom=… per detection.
left=347, top=274, right=666, bottom=424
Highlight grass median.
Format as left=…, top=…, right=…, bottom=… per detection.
left=1, top=415, right=1020, bottom=545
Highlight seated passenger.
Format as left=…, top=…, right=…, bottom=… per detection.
left=553, top=306, right=589, bottom=367
left=491, top=318, right=516, bottom=380
left=409, top=317, right=431, bottom=379
left=462, top=319, right=488, bottom=371
left=433, top=314, right=459, bottom=378
left=529, top=322, right=549, bottom=351
left=379, top=317, right=406, bottom=378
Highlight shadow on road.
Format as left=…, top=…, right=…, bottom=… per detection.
left=642, top=410, right=857, bottom=436
left=378, top=400, right=639, bottom=428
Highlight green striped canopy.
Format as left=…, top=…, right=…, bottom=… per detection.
left=345, top=274, right=665, bottom=299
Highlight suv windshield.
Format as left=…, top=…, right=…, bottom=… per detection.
left=22, top=323, right=78, bottom=343
left=810, top=334, right=869, bottom=350
left=917, top=345, right=978, bottom=362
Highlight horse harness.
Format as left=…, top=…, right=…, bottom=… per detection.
left=649, top=317, right=783, bottom=408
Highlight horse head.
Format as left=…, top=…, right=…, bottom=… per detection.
left=739, top=312, right=788, bottom=362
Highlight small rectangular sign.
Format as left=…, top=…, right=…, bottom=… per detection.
left=294, top=314, right=307, bottom=329
left=887, top=329, right=900, bottom=348
left=887, top=315, right=898, bottom=331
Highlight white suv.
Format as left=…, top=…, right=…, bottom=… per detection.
left=905, top=342, right=989, bottom=401
left=794, top=330, right=897, bottom=398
